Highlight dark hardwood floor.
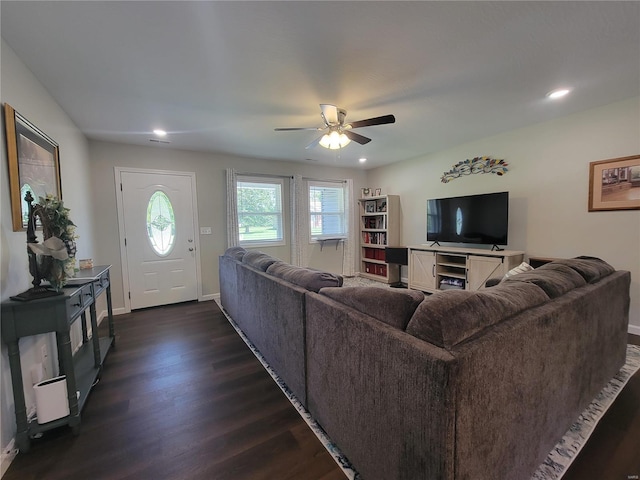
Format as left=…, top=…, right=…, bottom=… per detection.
left=4, top=301, right=639, bottom=480
left=3, top=301, right=345, bottom=480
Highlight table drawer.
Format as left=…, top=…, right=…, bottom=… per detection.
left=93, top=271, right=110, bottom=296
left=67, top=284, right=93, bottom=321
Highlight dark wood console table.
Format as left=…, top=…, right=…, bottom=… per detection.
left=1, top=265, right=115, bottom=453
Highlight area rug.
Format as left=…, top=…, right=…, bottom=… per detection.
left=215, top=298, right=640, bottom=480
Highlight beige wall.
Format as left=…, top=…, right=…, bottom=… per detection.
left=366, top=97, right=640, bottom=330
left=88, top=140, right=367, bottom=310
left=1, top=39, right=96, bottom=462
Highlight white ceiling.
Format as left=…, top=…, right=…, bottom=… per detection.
left=2, top=1, right=639, bottom=169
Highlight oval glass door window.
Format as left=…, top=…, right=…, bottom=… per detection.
left=147, top=191, right=176, bottom=256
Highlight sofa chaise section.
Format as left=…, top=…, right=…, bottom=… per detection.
left=305, top=259, right=630, bottom=480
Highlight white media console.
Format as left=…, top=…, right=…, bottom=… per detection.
left=408, top=245, right=525, bottom=293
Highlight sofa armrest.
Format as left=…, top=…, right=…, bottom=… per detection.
left=305, top=291, right=457, bottom=480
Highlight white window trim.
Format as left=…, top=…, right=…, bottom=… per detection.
left=237, top=175, right=286, bottom=248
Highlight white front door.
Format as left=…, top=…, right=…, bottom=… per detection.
left=120, top=170, right=198, bottom=310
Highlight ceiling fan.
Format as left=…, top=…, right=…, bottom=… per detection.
left=275, top=104, right=396, bottom=150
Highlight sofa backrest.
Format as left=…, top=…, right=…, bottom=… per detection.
left=267, top=261, right=343, bottom=293
left=502, top=262, right=586, bottom=298
left=241, top=250, right=280, bottom=271
left=319, top=286, right=424, bottom=330
left=222, top=246, right=247, bottom=261
left=405, top=256, right=618, bottom=349
left=548, top=256, right=616, bottom=283
left=405, top=282, right=549, bottom=349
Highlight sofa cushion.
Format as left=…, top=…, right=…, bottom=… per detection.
left=266, top=261, right=343, bottom=292
left=319, top=286, right=425, bottom=330
left=241, top=250, right=279, bottom=271
left=406, top=282, right=549, bottom=348
left=223, top=246, right=247, bottom=260
left=502, top=263, right=586, bottom=298
left=551, top=256, right=615, bottom=283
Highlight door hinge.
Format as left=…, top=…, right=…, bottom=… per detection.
left=120, top=183, right=123, bottom=191
left=124, top=238, right=127, bottom=246
left=128, top=292, right=131, bottom=299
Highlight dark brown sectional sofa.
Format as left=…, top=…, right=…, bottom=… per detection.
left=219, top=248, right=630, bottom=480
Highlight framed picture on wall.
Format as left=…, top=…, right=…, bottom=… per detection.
left=4, top=103, right=62, bottom=231
left=588, top=155, right=640, bottom=212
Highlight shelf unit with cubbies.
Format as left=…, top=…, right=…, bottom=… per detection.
left=407, top=245, right=525, bottom=293
left=359, top=194, right=400, bottom=283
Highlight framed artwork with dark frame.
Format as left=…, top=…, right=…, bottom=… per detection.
left=588, top=154, right=640, bottom=212
left=4, top=103, right=62, bottom=231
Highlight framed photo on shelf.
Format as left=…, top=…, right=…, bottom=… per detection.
left=588, top=155, right=640, bottom=212
left=4, top=103, right=62, bottom=231
left=374, top=188, right=381, bottom=196
left=365, top=201, right=376, bottom=213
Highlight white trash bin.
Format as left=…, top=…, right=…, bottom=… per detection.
left=34, top=376, right=70, bottom=424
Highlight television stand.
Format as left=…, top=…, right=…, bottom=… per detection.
left=407, top=245, right=524, bottom=293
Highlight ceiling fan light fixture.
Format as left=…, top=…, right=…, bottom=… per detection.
left=320, top=131, right=350, bottom=149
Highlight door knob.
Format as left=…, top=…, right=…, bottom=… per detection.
left=189, top=247, right=194, bottom=252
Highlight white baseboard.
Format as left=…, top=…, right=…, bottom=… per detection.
left=202, top=293, right=218, bottom=302
left=629, top=324, right=640, bottom=336
left=1, top=438, right=18, bottom=477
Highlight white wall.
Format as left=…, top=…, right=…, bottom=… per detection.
left=366, top=97, right=640, bottom=330
left=88, top=140, right=367, bottom=310
left=1, top=40, right=96, bottom=468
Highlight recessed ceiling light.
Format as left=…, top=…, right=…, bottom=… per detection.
left=359, top=157, right=367, bottom=163
left=546, top=89, right=570, bottom=99
left=153, top=129, right=167, bottom=137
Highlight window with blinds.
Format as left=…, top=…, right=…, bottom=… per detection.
left=309, top=181, right=347, bottom=241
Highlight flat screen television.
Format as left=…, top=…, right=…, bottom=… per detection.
left=427, top=192, right=509, bottom=247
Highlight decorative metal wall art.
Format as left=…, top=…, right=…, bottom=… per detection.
left=441, top=156, right=509, bottom=183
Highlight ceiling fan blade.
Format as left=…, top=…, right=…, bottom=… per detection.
left=344, top=130, right=371, bottom=145
left=349, top=114, right=396, bottom=129
left=305, top=136, right=323, bottom=149
left=320, top=104, right=339, bottom=125
left=274, top=127, right=323, bottom=131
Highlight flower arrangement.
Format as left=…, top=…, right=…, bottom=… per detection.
left=27, top=195, right=78, bottom=290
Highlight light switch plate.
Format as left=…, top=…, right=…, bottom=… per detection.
left=200, top=227, right=212, bottom=235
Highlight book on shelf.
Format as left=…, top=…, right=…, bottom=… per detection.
left=362, top=217, right=387, bottom=229
left=362, top=232, right=387, bottom=245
